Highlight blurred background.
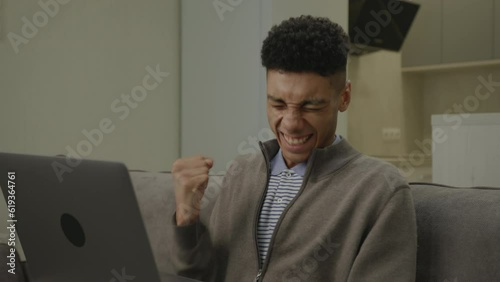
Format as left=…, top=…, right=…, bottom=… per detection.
left=0, top=0, right=499, bottom=185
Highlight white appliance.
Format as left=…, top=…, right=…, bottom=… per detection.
left=432, top=113, right=500, bottom=187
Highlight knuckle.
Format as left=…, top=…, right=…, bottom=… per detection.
left=172, top=159, right=185, bottom=172
left=200, top=174, right=209, bottom=182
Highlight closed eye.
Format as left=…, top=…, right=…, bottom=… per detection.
left=271, top=104, right=286, bottom=110
left=268, top=95, right=287, bottom=110
left=302, top=101, right=327, bottom=112
left=267, top=94, right=329, bottom=112
left=302, top=107, right=322, bottom=112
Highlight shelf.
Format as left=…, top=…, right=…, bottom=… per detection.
left=401, top=59, right=500, bottom=73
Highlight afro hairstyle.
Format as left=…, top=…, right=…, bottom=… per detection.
left=261, top=15, right=350, bottom=77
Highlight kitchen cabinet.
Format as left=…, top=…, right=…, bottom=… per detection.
left=442, top=0, right=494, bottom=63
left=403, top=0, right=497, bottom=68
left=401, top=0, right=442, bottom=67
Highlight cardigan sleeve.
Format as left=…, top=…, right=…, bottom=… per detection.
left=347, top=186, right=417, bottom=282
left=169, top=213, right=216, bottom=281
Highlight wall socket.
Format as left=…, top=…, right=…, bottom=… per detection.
left=382, top=127, right=401, bottom=141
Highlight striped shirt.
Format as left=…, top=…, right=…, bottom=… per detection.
left=257, top=135, right=342, bottom=263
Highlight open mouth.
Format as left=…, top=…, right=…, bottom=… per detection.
left=281, top=132, right=313, bottom=146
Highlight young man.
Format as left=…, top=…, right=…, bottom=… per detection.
left=171, top=16, right=417, bottom=282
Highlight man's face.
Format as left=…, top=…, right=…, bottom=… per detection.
left=266, top=69, right=351, bottom=168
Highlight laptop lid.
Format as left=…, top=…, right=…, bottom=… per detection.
left=0, top=152, right=198, bottom=282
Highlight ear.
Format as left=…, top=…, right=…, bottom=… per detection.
left=338, top=80, right=351, bottom=112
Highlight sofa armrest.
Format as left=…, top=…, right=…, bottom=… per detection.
left=410, top=183, right=500, bottom=281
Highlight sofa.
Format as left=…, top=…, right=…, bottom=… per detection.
left=2, top=171, right=500, bottom=281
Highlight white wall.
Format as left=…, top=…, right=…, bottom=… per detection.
left=181, top=0, right=270, bottom=173
left=0, top=0, right=180, bottom=172
left=348, top=51, right=423, bottom=157
left=181, top=0, right=348, bottom=173
left=347, top=53, right=500, bottom=183
left=421, top=66, right=500, bottom=141
left=348, top=51, right=430, bottom=182
left=0, top=0, right=180, bottom=254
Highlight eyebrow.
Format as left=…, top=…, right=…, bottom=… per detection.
left=267, top=95, right=328, bottom=106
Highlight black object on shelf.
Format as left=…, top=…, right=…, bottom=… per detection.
left=349, top=0, right=420, bottom=55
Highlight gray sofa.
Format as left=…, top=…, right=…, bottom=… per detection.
left=2, top=171, right=500, bottom=281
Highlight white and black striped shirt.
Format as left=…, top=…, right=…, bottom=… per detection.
left=256, top=135, right=342, bottom=263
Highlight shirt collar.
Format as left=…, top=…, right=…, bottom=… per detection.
left=270, top=135, right=342, bottom=176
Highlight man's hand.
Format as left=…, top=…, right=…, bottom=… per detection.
left=172, top=156, right=213, bottom=226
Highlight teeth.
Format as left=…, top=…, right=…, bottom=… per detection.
left=283, top=134, right=310, bottom=145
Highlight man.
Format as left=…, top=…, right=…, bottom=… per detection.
left=171, top=16, right=417, bottom=282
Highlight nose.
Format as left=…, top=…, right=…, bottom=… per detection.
left=281, top=108, right=304, bottom=131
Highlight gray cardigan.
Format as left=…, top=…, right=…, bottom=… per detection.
left=171, top=139, right=417, bottom=282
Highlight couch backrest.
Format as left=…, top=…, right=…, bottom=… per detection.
left=410, top=183, right=500, bottom=281
left=129, top=171, right=500, bottom=281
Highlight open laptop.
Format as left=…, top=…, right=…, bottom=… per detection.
left=0, top=152, right=201, bottom=282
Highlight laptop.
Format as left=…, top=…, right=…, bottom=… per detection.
left=0, top=152, right=201, bottom=282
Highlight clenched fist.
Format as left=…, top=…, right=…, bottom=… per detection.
left=172, top=155, right=213, bottom=226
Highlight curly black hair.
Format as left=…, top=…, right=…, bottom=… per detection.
left=261, top=15, right=350, bottom=77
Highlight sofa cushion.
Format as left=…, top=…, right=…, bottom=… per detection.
left=129, top=171, right=500, bottom=281
left=410, top=183, right=500, bottom=282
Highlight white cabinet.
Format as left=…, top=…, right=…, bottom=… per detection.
left=432, top=113, right=500, bottom=187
